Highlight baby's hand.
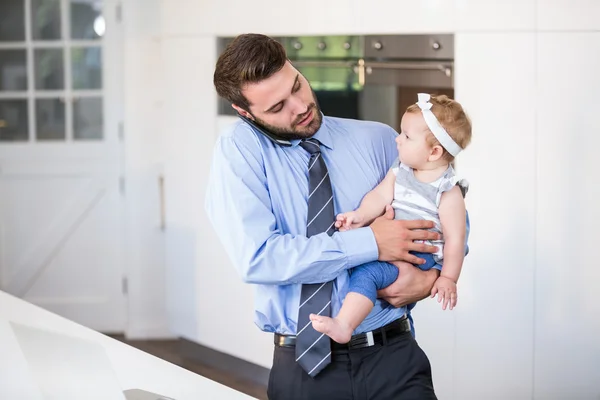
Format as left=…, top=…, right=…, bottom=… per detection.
left=430, top=276, right=457, bottom=310
left=334, top=211, right=365, bottom=231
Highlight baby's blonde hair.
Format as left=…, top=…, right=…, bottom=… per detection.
left=406, top=94, right=472, bottom=162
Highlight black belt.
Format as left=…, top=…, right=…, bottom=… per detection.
left=274, top=316, right=411, bottom=351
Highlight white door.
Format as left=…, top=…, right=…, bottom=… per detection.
left=0, top=0, right=126, bottom=332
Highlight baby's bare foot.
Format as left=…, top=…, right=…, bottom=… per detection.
left=310, top=314, right=353, bottom=344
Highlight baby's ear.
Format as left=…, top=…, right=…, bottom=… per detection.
left=429, top=145, right=445, bottom=161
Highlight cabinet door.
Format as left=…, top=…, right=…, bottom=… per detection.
left=538, top=0, right=600, bottom=31
left=534, top=32, right=600, bottom=400
left=0, top=0, right=126, bottom=332
left=452, top=33, right=537, bottom=400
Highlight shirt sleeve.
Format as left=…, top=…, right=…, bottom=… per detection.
left=204, top=131, right=379, bottom=285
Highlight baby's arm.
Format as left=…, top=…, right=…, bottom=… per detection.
left=336, top=169, right=396, bottom=230
left=355, top=169, right=396, bottom=222
left=431, top=185, right=466, bottom=310
left=438, top=185, right=466, bottom=282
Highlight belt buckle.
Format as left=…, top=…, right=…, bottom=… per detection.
left=346, top=330, right=375, bottom=350
left=366, top=331, right=375, bottom=346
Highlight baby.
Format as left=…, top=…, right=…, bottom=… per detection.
left=311, top=93, right=472, bottom=344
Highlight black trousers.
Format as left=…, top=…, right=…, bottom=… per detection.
left=267, top=331, right=437, bottom=400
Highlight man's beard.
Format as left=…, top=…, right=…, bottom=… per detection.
left=251, top=101, right=323, bottom=141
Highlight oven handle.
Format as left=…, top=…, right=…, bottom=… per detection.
left=291, top=60, right=453, bottom=78
left=365, top=61, right=452, bottom=78
left=291, top=60, right=356, bottom=68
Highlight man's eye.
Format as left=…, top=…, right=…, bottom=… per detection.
left=272, top=104, right=283, bottom=113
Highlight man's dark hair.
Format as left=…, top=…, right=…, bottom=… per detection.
left=214, top=34, right=288, bottom=111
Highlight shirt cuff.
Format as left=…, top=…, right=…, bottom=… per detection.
left=336, top=227, right=379, bottom=268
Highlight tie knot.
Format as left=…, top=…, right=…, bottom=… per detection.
left=299, top=138, right=321, bottom=155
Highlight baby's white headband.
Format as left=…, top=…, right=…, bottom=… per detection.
left=416, top=93, right=462, bottom=157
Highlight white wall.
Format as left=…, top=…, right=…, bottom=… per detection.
left=124, top=0, right=600, bottom=398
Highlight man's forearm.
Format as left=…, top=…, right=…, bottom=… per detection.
left=233, top=228, right=380, bottom=285
left=205, top=135, right=379, bottom=286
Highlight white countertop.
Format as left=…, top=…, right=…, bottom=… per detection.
left=0, top=290, right=255, bottom=400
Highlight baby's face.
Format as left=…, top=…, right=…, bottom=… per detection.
left=396, top=112, right=433, bottom=169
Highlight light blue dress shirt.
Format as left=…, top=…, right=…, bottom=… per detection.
left=206, top=116, right=423, bottom=335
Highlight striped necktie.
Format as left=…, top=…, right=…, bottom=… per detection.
left=295, top=138, right=335, bottom=377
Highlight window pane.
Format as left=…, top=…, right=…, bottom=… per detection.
left=0, top=50, right=27, bottom=91
left=71, top=0, right=103, bottom=40
left=71, top=47, right=102, bottom=89
left=0, top=100, right=28, bottom=141
left=0, top=0, right=25, bottom=42
left=31, top=0, right=62, bottom=40
left=36, top=98, right=65, bottom=140
left=34, top=49, right=64, bottom=90
left=74, top=97, right=102, bottom=140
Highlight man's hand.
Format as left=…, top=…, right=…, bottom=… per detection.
left=370, top=205, right=440, bottom=264
left=377, top=261, right=439, bottom=308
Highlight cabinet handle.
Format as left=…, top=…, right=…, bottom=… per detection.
left=158, top=175, right=165, bottom=231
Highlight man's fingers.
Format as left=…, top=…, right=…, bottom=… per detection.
left=402, top=219, right=435, bottom=230
left=402, top=253, right=425, bottom=265
left=408, top=229, right=441, bottom=242
left=408, top=242, right=438, bottom=254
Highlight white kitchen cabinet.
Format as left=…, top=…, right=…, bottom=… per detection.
left=451, top=33, right=537, bottom=400
left=161, top=0, right=537, bottom=38
left=533, top=32, right=600, bottom=400
left=160, top=0, right=212, bottom=37
left=358, top=0, right=535, bottom=33
left=537, top=0, right=600, bottom=31
left=162, top=0, right=360, bottom=37
left=455, top=0, right=535, bottom=31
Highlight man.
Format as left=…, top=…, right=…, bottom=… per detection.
left=206, top=33, right=455, bottom=399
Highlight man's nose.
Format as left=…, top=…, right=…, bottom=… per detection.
left=290, top=96, right=308, bottom=115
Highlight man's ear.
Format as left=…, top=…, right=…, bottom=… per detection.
left=232, top=104, right=253, bottom=120
left=429, top=145, right=444, bottom=162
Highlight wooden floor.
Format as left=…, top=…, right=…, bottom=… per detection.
left=109, top=335, right=267, bottom=400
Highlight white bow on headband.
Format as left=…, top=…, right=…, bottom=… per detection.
left=416, top=93, right=462, bottom=157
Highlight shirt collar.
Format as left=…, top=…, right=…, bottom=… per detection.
left=290, top=113, right=333, bottom=150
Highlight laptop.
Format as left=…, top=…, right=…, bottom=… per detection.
left=11, top=322, right=174, bottom=400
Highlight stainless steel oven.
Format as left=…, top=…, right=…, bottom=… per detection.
left=217, top=34, right=454, bottom=133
